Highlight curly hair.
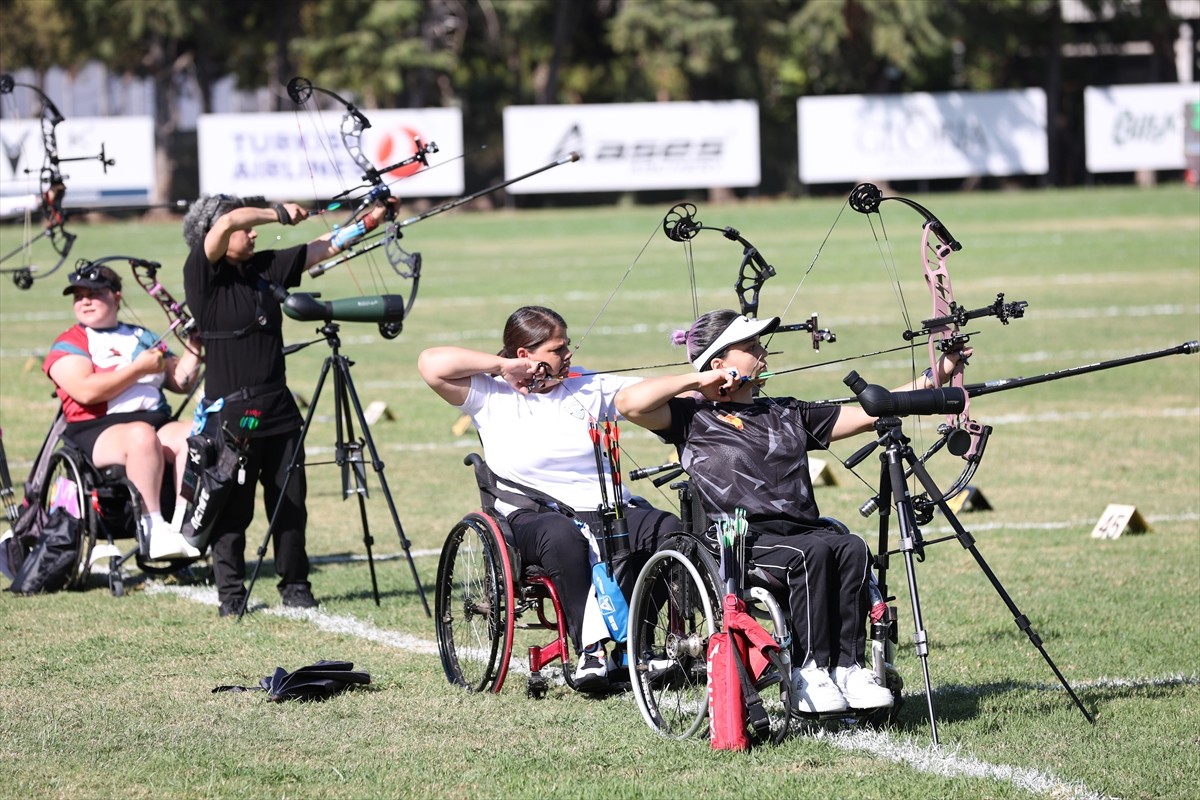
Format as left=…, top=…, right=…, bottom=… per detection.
left=182, top=193, right=244, bottom=250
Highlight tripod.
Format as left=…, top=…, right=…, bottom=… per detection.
left=239, top=321, right=430, bottom=619
left=849, top=415, right=1094, bottom=744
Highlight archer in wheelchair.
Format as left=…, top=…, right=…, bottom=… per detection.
left=616, top=309, right=971, bottom=721
left=38, top=264, right=204, bottom=582
left=419, top=306, right=682, bottom=693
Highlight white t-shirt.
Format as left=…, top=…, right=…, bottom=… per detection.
left=460, top=369, right=640, bottom=514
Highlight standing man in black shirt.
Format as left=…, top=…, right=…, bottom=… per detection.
left=181, top=194, right=393, bottom=616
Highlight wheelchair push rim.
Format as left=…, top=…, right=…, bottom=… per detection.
left=435, top=512, right=515, bottom=693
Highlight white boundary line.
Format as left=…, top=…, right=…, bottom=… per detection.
left=823, top=728, right=1117, bottom=800
left=145, top=581, right=1196, bottom=798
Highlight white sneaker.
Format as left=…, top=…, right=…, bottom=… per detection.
left=833, top=664, right=894, bottom=709
left=148, top=525, right=201, bottom=561
left=793, top=662, right=849, bottom=713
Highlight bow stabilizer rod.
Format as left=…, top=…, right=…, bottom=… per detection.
left=394, top=151, right=581, bottom=230
left=962, top=341, right=1200, bottom=398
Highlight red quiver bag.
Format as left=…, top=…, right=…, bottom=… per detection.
left=706, top=594, right=780, bottom=751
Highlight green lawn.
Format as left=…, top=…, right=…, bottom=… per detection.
left=1, top=184, right=1198, bottom=799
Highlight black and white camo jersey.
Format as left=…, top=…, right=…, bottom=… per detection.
left=659, top=396, right=841, bottom=536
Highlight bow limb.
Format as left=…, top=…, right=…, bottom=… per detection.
left=128, top=259, right=202, bottom=357
left=661, top=202, right=837, bottom=348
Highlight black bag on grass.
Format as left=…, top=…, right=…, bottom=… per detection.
left=8, top=508, right=82, bottom=595
left=213, top=660, right=371, bottom=702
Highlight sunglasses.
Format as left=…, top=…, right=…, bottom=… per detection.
left=67, top=266, right=112, bottom=285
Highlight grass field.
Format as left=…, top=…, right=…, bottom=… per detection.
left=1, top=185, right=1198, bottom=799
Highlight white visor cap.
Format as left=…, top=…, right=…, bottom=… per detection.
left=692, top=314, right=780, bottom=371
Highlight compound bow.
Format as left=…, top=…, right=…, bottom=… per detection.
left=286, top=76, right=432, bottom=319
left=0, top=73, right=113, bottom=289
left=845, top=183, right=1029, bottom=520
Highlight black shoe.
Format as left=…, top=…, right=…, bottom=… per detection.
left=280, top=583, right=318, bottom=609
left=219, top=597, right=245, bottom=617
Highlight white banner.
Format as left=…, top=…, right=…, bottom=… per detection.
left=197, top=109, right=464, bottom=200
left=0, top=117, right=156, bottom=211
left=502, top=102, right=760, bottom=193
left=797, top=90, right=1048, bottom=183
left=1084, top=83, right=1200, bottom=172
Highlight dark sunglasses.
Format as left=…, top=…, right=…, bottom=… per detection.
left=67, top=266, right=106, bottom=284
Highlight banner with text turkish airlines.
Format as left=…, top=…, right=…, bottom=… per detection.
left=797, top=90, right=1048, bottom=183
left=197, top=109, right=464, bottom=199
left=1084, top=83, right=1200, bottom=172
left=502, top=101, right=760, bottom=192
left=0, top=117, right=155, bottom=213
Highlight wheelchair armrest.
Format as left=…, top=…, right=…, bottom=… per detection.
left=818, top=516, right=851, bottom=536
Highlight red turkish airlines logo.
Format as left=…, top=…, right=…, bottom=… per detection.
left=374, top=126, right=426, bottom=179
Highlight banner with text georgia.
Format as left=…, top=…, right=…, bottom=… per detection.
left=502, top=102, right=760, bottom=193
left=797, top=90, right=1048, bottom=183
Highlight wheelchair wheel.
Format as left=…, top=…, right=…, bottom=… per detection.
left=39, top=449, right=95, bottom=590
left=435, top=512, right=515, bottom=693
left=627, top=537, right=721, bottom=739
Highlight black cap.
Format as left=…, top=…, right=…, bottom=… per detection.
left=63, top=265, right=122, bottom=296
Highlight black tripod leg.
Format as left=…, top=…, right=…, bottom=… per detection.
left=884, top=446, right=941, bottom=744
left=907, top=453, right=1095, bottom=725
left=238, top=358, right=331, bottom=621
left=336, top=358, right=431, bottom=616
left=333, top=358, right=381, bottom=606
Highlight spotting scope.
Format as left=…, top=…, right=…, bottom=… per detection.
left=282, top=291, right=406, bottom=339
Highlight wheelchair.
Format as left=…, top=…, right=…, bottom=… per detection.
left=624, top=464, right=903, bottom=741
left=39, top=437, right=201, bottom=597
left=435, top=453, right=585, bottom=698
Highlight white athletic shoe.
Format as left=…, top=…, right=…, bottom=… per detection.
left=793, top=662, right=849, bottom=714
left=148, top=524, right=201, bottom=561
left=833, top=664, right=894, bottom=709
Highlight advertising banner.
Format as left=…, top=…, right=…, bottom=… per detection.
left=197, top=109, right=464, bottom=200
left=0, top=117, right=155, bottom=214
left=502, top=101, right=760, bottom=193
left=1084, top=83, right=1200, bottom=172
left=797, top=90, right=1048, bottom=183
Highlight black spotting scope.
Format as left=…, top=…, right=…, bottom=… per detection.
left=282, top=292, right=406, bottom=339
left=844, top=370, right=966, bottom=418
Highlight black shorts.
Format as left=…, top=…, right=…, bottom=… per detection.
left=63, top=410, right=171, bottom=458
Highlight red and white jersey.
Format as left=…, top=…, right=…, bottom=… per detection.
left=43, top=322, right=170, bottom=423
